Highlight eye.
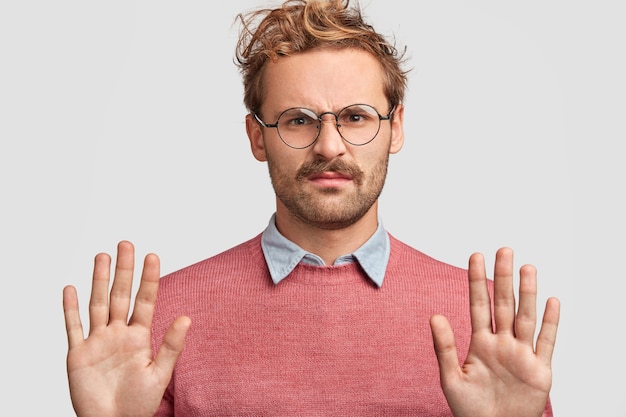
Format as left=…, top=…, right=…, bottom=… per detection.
left=280, top=108, right=317, bottom=128
left=290, top=116, right=310, bottom=126
left=348, top=113, right=364, bottom=123
left=340, top=105, right=377, bottom=125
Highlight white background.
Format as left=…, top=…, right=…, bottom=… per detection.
left=1, top=1, right=624, bottom=415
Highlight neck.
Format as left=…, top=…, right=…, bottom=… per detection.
left=274, top=203, right=379, bottom=265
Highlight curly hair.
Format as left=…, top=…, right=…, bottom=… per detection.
left=234, top=0, right=409, bottom=114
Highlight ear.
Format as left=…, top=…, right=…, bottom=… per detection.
left=388, top=103, right=405, bottom=154
left=246, top=113, right=267, bottom=162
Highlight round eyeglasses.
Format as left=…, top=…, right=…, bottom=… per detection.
left=254, top=103, right=395, bottom=149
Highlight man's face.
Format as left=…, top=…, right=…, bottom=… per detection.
left=246, top=48, right=404, bottom=231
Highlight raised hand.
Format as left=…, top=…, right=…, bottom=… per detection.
left=430, top=247, right=560, bottom=417
left=63, top=241, right=191, bottom=417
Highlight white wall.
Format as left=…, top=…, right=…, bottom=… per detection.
left=1, top=1, right=623, bottom=415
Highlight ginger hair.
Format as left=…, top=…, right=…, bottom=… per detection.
left=234, top=0, right=409, bottom=114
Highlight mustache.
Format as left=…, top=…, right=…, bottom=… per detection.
left=296, top=159, right=364, bottom=184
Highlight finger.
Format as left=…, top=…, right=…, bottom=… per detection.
left=493, top=247, right=516, bottom=335
left=429, top=315, right=460, bottom=388
left=88, top=252, right=112, bottom=333
left=108, top=241, right=136, bottom=324
left=515, top=264, right=538, bottom=346
left=467, top=252, right=493, bottom=333
left=153, top=316, right=192, bottom=385
left=536, top=297, right=560, bottom=364
left=63, top=285, right=85, bottom=349
left=129, top=253, right=161, bottom=329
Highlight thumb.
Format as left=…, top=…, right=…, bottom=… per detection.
left=153, top=316, right=191, bottom=383
left=430, top=314, right=460, bottom=385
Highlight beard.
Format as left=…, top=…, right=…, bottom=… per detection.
left=267, top=153, right=390, bottom=230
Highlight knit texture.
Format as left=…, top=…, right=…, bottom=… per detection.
left=151, top=234, right=553, bottom=416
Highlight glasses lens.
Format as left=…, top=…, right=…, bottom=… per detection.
left=277, top=108, right=319, bottom=148
left=274, top=104, right=383, bottom=148
left=337, top=104, right=381, bottom=145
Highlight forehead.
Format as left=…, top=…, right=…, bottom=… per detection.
left=261, top=48, right=386, bottom=112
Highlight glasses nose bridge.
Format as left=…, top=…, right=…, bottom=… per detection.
left=315, top=110, right=343, bottom=141
left=317, top=110, right=340, bottom=124
left=316, top=111, right=342, bottom=139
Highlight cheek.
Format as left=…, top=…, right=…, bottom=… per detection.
left=357, top=144, right=391, bottom=168
left=265, top=147, right=301, bottom=176
left=359, top=148, right=392, bottom=184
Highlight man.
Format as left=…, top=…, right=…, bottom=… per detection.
left=63, top=0, right=560, bottom=416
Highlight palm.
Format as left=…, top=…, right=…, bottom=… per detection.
left=66, top=323, right=158, bottom=416
left=63, top=241, right=190, bottom=417
left=431, top=248, right=560, bottom=417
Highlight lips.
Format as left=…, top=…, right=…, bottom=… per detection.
left=308, top=171, right=353, bottom=181
left=294, top=159, right=365, bottom=188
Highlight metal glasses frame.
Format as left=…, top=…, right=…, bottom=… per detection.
left=253, top=103, right=396, bottom=149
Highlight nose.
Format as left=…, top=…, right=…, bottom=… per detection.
left=312, top=113, right=347, bottom=160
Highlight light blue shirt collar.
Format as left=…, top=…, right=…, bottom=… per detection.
left=261, top=214, right=390, bottom=287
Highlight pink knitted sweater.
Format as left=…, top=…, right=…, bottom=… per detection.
left=151, top=233, right=553, bottom=416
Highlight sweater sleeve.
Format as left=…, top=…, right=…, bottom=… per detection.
left=542, top=396, right=554, bottom=416
left=153, top=390, right=174, bottom=417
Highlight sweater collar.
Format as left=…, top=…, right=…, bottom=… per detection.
left=261, top=213, right=390, bottom=287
